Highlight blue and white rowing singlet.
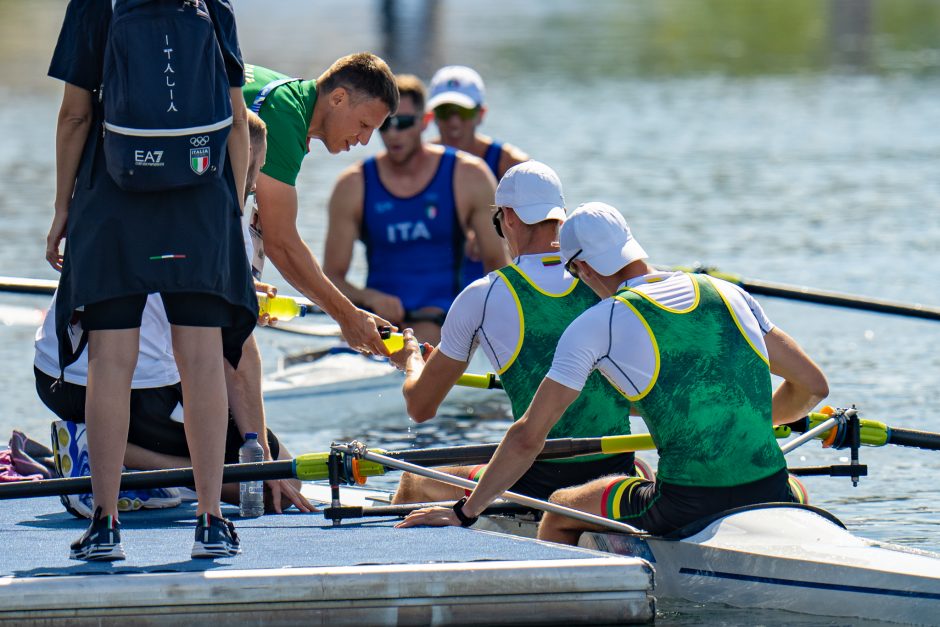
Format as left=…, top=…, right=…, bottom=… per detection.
left=362, top=147, right=463, bottom=313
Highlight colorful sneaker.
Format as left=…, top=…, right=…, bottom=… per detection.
left=51, top=420, right=94, bottom=519
left=191, top=513, right=240, bottom=558
left=69, top=506, right=125, bottom=561
left=118, top=487, right=182, bottom=512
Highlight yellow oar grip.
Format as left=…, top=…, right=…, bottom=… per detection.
left=599, top=434, right=656, bottom=454
left=293, top=450, right=388, bottom=482
left=456, top=373, right=498, bottom=389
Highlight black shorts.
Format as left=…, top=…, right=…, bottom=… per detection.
left=35, top=367, right=279, bottom=464
left=82, top=292, right=235, bottom=331
left=467, top=453, right=638, bottom=501
left=600, top=467, right=796, bottom=536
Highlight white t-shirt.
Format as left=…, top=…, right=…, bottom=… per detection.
left=34, top=292, right=180, bottom=388
left=546, top=272, right=773, bottom=396
left=438, top=253, right=578, bottom=372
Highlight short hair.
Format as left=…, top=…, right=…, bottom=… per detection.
left=395, top=74, right=426, bottom=111
left=317, top=52, right=399, bottom=115
left=247, top=111, right=267, bottom=149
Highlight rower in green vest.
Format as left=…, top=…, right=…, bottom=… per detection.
left=396, top=201, right=829, bottom=544
left=389, top=162, right=649, bottom=506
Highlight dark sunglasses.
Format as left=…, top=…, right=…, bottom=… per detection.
left=564, top=249, right=583, bottom=277
left=434, top=104, right=479, bottom=121
left=492, top=207, right=505, bottom=238
left=379, top=114, right=417, bottom=132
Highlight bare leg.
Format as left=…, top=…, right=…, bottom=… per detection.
left=86, top=328, right=140, bottom=518
left=123, top=443, right=190, bottom=471
left=538, top=476, right=625, bottom=546
left=391, top=465, right=474, bottom=504
left=171, top=325, right=227, bottom=519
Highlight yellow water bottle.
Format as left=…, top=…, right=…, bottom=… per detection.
left=258, top=294, right=308, bottom=321
left=381, top=329, right=405, bottom=352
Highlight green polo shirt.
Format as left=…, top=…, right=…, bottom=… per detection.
left=243, top=64, right=318, bottom=187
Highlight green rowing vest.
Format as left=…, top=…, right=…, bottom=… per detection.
left=497, top=263, right=632, bottom=462
left=615, top=274, right=785, bottom=487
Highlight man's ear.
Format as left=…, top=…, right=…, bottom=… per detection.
left=329, top=87, right=347, bottom=107
left=421, top=111, right=433, bottom=131
left=477, top=105, right=488, bottom=124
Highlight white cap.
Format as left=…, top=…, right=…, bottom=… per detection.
left=559, top=202, right=648, bottom=276
left=495, top=161, right=566, bottom=224
left=426, top=66, right=485, bottom=110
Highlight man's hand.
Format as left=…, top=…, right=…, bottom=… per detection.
left=338, top=306, right=394, bottom=356
left=395, top=505, right=461, bottom=528
left=265, top=478, right=317, bottom=514
left=362, top=288, right=405, bottom=325
left=255, top=280, right=278, bottom=326
left=389, top=327, right=421, bottom=370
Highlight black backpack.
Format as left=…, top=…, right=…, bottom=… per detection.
left=101, top=0, right=233, bottom=192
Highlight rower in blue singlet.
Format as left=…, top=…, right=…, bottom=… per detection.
left=425, top=66, right=530, bottom=289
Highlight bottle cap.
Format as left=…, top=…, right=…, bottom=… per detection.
left=245, top=432, right=258, bottom=440
left=299, top=304, right=308, bottom=317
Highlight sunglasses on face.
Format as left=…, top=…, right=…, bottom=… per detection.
left=492, top=207, right=505, bottom=238
left=434, top=104, right=479, bottom=121
left=564, top=249, right=583, bottom=278
left=379, top=114, right=418, bottom=133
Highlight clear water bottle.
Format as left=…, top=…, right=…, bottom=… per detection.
left=238, top=432, right=265, bottom=518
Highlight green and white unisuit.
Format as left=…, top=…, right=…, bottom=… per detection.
left=437, top=253, right=638, bottom=499
left=548, top=271, right=786, bottom=486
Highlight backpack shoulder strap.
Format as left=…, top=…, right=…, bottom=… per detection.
left=249, top=77, right=301, bottom=113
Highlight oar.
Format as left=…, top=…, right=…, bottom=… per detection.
left=0, top=276, right=57, bottom=296
left=0, top=434, right=657, bottom=500
left=779, top=411, right=940, bottom=451
left=321, top=500, right=535, bottom=520
left=332, top=442, right=644, bottom=534
left=456, top=372, right=503, bottom=390
left=667, top=265, right=940, bottom=322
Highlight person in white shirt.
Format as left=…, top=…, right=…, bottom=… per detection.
left=397, top=202, right=828, bottom=543
left=390, top=162, right=646, bottom=505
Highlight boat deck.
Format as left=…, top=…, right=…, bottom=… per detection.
left=0, top=493, right=654, bottom=625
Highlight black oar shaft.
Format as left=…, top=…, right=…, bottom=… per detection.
left=0, top=277, right=57, bottom=296
left=887, top=427, right=940, bottom=451
left=0, top=461, right=294, bottom=500
left=736, top=277, right=940, bottom=322
left=388, top=437, right=604, bottom=466
left=325, top=500, right=534, bottom=520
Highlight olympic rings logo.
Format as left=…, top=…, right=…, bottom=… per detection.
left=190, top=136, right=210, bottom=147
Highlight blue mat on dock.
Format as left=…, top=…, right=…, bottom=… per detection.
left=1, top=495, right=597, bottom=578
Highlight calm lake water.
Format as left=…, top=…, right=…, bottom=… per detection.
left=2, top=1, right=939, bottom=623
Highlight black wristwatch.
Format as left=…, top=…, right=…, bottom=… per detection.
left=452, top=497, right=479, bottom=527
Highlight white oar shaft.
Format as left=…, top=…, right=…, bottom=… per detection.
left=780, top=416, right=839, bottom=454
left=346, top=447, right=642, bottom=535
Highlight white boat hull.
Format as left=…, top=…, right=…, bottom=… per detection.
left=577, top=504, right=940, bottom=625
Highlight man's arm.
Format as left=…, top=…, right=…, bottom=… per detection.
left=323, top=166, right=405, bottom=324
left=254, top=172, right=390, bottom=355
left=390, top=330, right=470, bottom=422
left=396, top=378, right=579, bottom=527
left=766, top=327, right=829, bottom=425
left=454, top=155, right=509, bottom=272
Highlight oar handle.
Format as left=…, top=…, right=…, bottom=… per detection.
left=886, top=426, right=940, bottom=451
left=0, top=276, right=58, bottom=296
left=456, top=372, right=503, bottom=390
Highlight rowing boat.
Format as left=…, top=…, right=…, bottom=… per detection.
left=477, top=503, right=940, bottom=625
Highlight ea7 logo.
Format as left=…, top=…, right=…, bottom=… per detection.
left=134, top=150, right=164, bottom=166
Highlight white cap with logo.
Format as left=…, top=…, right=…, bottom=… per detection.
left=495, top=161, right=566, bottom=224
left=427, top=65, right=486, bottom=110
left=559, top=202, right=648, bottom=276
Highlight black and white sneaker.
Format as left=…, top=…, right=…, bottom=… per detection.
left=191, top=513, right=240, bottom=558
left=69, top=506, right=125, bottom=561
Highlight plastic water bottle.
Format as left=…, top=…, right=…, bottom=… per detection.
left=238, top=433, right=265, bottom=518
left=258, top=294, right=308, bottom=321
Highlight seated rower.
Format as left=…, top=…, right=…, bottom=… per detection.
left=398, top=201, right=828, bottom=543
left=389, top=162, right=646, bottom=506
left=324, top=74, right=508, bottom=344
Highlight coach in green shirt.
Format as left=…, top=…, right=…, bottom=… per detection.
left=243, top=53, right=399, bottom=355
